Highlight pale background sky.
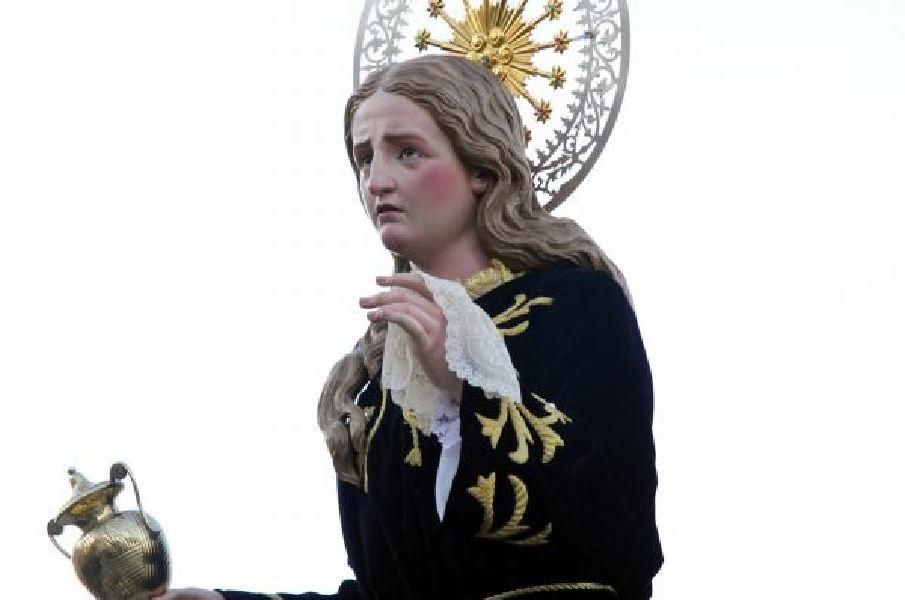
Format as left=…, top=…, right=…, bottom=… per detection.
left=1, top=1, right=903, bottom=598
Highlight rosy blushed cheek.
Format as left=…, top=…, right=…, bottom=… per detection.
left=415, top=162, right=466, bottom=203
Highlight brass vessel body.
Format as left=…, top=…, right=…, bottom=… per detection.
left=49, top=463, right=171, bottom=600
left=72, top=509, right=169, bottom=599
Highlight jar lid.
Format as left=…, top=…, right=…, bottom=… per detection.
left=53, top=468, right=124, bottom=528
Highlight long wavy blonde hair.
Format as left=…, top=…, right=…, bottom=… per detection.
left=318, top=54, right=630, bottom=486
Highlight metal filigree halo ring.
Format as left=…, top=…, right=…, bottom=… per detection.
left=353, top=0, right=630, bottom=212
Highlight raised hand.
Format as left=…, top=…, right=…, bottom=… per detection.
left=360, top=273, right=462, bottom=393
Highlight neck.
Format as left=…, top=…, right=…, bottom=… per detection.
left=411, top=233, right=489, bottom=280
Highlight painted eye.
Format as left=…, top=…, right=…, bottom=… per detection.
left=357, top=154, right=372, bottom=169
left=399, top=147, right=422, bottom=160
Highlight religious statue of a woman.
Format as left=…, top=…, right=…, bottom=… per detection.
left=160, top=47, right=662, bottom=600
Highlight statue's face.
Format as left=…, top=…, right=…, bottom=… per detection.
left=351, top=91, right=486, bottom=265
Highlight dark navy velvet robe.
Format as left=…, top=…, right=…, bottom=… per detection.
left=219, top=261, right=663, bottom=600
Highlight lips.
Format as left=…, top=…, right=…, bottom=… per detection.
left=375, top=204, right=402, bottom=215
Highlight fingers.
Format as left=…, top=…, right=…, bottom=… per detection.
left=360, top=274, right=444, bottom=338
left=368, top=302, right=431, bottom=346
left=360, top=286, right=441, bottom=320
left=376, top=273, right=433, bottom=301
left=360, top=274, right=445, bottom=353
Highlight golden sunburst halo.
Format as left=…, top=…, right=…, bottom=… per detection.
left=417, top=0, right=574, bottom=135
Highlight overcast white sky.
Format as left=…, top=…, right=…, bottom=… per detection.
left=1, top=1, right=903, bottom=598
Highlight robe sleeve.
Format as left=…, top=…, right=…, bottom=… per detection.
left=452, top=271, right=661, bottom=596
left=215, top=579, right=361, bottom=600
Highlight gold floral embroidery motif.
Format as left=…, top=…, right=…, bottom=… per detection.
left=461, top=258, right=523, bottom=299
left=362, top=386, right=387, bottom=493
left=467, top=472, right=551, bottom=546
left=401, top=407, right=423, bottom=467
left=492, top=293, right=554, bottom=337
left=475, top=393, right=572, bottom=465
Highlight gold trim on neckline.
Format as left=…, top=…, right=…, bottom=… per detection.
left=460, top=258, right=522, bottom=299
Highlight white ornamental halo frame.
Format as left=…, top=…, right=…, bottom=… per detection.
left=352, top=0, right=630, bottom=212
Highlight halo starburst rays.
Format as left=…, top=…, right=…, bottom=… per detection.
left=417, top=0, right=571, bottom=130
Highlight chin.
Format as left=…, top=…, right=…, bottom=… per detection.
left=379, top=230, right=413, bottom=256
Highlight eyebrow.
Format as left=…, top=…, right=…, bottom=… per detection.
left=352, top=132, right=431, bottom=157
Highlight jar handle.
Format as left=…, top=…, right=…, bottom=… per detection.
left=46, top=519, right=71, bottom=560
left=110, top=462, right=154, bottom=533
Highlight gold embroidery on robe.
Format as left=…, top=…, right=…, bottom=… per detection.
left=492, top=293, right=554, bottom=337
left=475, top=395, right=572, bottom=465
left=461, top=258, right=523, bottom=299
left=483, top=581, right=616, bottom=599
left=362, top=385, right=388, bottom=493
left=467, top=472, right=551, bottom=546
left=401, top=407, right=423, bottom=467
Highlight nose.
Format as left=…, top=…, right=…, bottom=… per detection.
left=366, top=154, right=396, bottom=199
